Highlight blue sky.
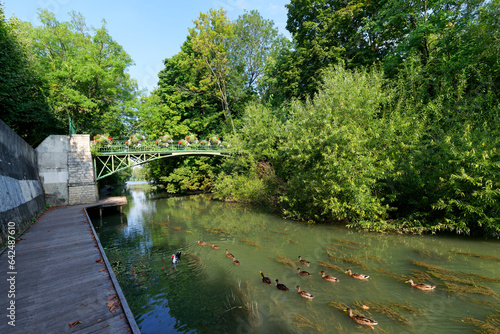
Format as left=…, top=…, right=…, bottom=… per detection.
left=3, top=0, right=291, bottom=93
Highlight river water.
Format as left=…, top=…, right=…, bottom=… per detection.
left=92, top=183, right=500, bottom=334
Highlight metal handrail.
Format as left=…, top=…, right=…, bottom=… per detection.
left=91, top=140, right=230, bottom=155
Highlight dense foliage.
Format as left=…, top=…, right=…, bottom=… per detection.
left=0, top=6, right=62, bottom=145
left=0, top=7, right=137, bottom=145
left=139, top=10, right=288, bottom=193
left=2, top=2, right=498, bottom=236
left=213, top=1, right=500, bottom=237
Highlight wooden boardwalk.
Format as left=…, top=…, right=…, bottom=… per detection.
left=0, top=199, right=140, bottom=333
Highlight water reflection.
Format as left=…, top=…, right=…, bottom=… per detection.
left=93, top=184, right=500, bottom=334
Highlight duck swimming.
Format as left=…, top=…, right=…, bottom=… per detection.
left=296, top=285, right=314, bottom=300
left=320, top=270, right=339, bottom=282
left=345, top=307, right=378, bottom=329
left=225, top=249, right=235, bottom=259
left=211, top=244, right=220, bottom=249
left=232, top=258, right=240, bottom=265
left=260, top=271, right=271, bottom=285
left=298, top=256, right=310, bottom=267
left=275, top=279, right=289, bottom=291
left=197, top=240, right=206, bottom=246
left=171, top=252, right=181, bottom=264
left=345, top=269, right=369, bottom=280
left=297, top=268, right=312, bottom=276
left=406, top=279, right=436, bottom=291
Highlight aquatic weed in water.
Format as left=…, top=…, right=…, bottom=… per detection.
left=455, top=307, right=500, bottom=334
left=318, top=261, right=345, bottom=273
left=271, top=256, right=296, bottom=268
left=332, top=243, right=360, bottom=250
left=450, top=251, right=500, bottom=262
left=326, top=252, right=367, bottom=269
left=240, top=237, right=261, bottom=248
left=360, top=301, right=412, bottom=325
left=206, top=227, right=231, bottom=235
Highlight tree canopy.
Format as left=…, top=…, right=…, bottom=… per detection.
left=1, top=8, right=137, bottom=144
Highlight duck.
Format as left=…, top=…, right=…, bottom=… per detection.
left=297, top=268, right=312, bottom=276
left=232, top=258, right=240, bottom=265
left=345, top=269, right=369, bottom=280
left=260, top=271, right=271, bottom=285
left=171, top=251, right=181, bottom=264
left=298, top=256, right=310, bottom=267
left=320, top=270, right=339, bottom=282
left=225, top=249, right=235, bottom=259
left=345, top=307, right=378, bottom=329
left=197, top=240, right=206, bottom=246
left=211, top=244, right=220, bottom=249
left=275, top=279, right=289, bottom=291
left=406, top=279, right=436, bottom=291
left=296, top=285, right=314, bottom=300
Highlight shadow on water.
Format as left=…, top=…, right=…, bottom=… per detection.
left=91, top=183, right=500, bottom=334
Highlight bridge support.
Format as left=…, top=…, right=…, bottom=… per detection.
left=37, top=135, right=98, bottom=205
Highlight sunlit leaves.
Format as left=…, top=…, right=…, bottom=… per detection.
left=22, top=9, right=137, bottom=136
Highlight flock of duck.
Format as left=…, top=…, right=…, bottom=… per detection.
left=184, top=240, right=436, bottom=330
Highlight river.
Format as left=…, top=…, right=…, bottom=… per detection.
left=91, top=182, right=500, bottom=333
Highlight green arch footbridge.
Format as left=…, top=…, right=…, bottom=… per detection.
left=92, top=141, right=230, bottom=180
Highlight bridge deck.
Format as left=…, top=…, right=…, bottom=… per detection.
left=0, top=200, right=139, bottom=333
left=92, top=141, right=230, bottom=180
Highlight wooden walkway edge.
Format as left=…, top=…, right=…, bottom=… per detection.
left=0, top=197, right=141, bottom=333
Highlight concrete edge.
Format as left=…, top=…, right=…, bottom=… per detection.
left=83, top=207, right=142, bottom=334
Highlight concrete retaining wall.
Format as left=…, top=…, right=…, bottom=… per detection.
left=0, top=119, right=45, bottom=245
left=36, top=135, right=70, bottom=206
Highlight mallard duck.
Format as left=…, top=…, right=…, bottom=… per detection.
left=260, top=271, right=271, bottom=285
left=232, top=258, right=240, bottom=265
left=197, top=240, right=206, bottom=246
left=275, top=279, right=289, bottom=291
left=406, top=279, right=436, bottom=291
left=345, top=307, right=378, bottom=329
left=297, top=268, right=312, bottom=276
left=211, top=244, right=220, bottom=249
left=320, top=270, right=339, bottom=282
left=298, top=256, right=310, bottom=267
left=225, top=249, right=235, bottom=259
left=345, top=269, right=369, bottom=280
left=296, top=285, right=314, bottom=300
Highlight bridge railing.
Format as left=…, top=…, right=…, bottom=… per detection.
left=91, top=140, right=230, bottom=155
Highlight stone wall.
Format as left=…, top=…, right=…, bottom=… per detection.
left=68, top=135, right=98, bottom=205
left=0, top=119, right=45, bottom=245
left=37, top=135, right=98, bottom=206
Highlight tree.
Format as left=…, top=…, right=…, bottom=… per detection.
left=156, top=40, right=224, bottom=139
left=0, top=5, right=63, bottom=146
left=230, top=10, right=289, bottom=93
left=281, top=0, right=393, bottom=100
left=133, top=92, right=189, bottom=139
left=20, top=10, right=137, bottom=136
left=189, top=8, right=236, bottom=133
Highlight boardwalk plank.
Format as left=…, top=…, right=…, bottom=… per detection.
left=0, top=202, right=136, bottom=333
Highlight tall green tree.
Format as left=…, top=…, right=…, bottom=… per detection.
left=280, top=0, right=393, bottom=101
left=0, top=5, right=62, bottom=145
left=189, top=8, right=236, bottom=133
left=156, top=38, right=223, bottom=139
left=21, top=10, right=137, bottom=136
left=230, top=10, right=290, bottom=94
left=133, top=92, right=188, bottom=140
